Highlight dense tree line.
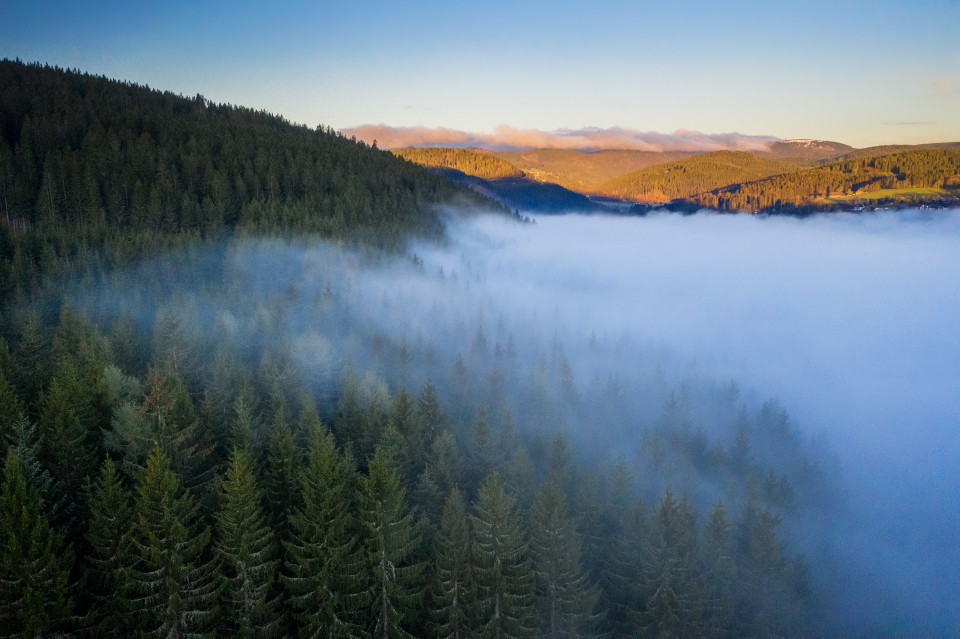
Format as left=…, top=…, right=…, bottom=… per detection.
left=0, top=60, right=496, bottom=303
left=0, top=294, right=820, bottom=637
left=597, top=151, right=799, bottom=203
left=687, top=148, right=960, bottom=212
left=393, top=147, right=526, bottom=181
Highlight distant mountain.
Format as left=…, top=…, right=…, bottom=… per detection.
left=386, top=138, right=960, bottom=213
left=835, top=141, right=960, bottom=162
left=596, top=151, right=799, bottom=203
left=683, top=147, right=960, bottom=212
left=491, top=148, right=696, bottom=192
left=757, top=139, right=854, bottom=162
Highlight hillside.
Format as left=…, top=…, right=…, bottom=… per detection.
left=598, top=151, right=799, bottom=203
left=834, top=141, right=960, bottom=162
left=685, top=147, right=960, bottom=212
left=392, top=146, right=525, bottom=180
left=757, top=139, right=854, bottom=162
left=0, top=60, right=499, bottom=301
left=493, top=148, right=695, bottom=192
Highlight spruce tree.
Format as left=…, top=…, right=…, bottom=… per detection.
left=216, top=447, right=281, bottom=639
left=531, top=474, right=599, bottom=638
left=431, top=487, right=473, bottom=639
left=264, top=406, right=300, bottom=534
left=701, top=500, right=735, bottom=638
left=642, top=489, right=702, bottom=639
left=125, top=442, right=217, bottom=637
left=471, top=471, right=536, bottom=639
left=284, top=428, right=362, bottom=638
left=0, top=448, right=73, bottom=638
left=85, top=455, right=134, bottom=638
left=358, top=445, right=424, bottom=639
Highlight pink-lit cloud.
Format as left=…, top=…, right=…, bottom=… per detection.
left=341, top=124, right=780, bottom=152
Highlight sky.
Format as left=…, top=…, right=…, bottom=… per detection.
left=2, top=1, right=958, bottom=147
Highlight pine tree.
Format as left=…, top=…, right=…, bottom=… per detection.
left=700, top=500, right=735, bottom=638
left=388, top=388, right=423, bottom=485
left=125, top=442, right=217, bottom=637
left=431, top=487, right=473, bottom=639
left=642, top=489, right=702, bottom=639
left=357, top=445, right=425, bottom=638
left=531, top=474, right=599, bottom=638
left=284, top=428, right=362, bottom=638
left=471, top=471, right=536, bottom=639
left=142, top=364, right=215, bottom=497
left=0, top=448, right=73, bottom=637
left=264, top=406, right=300, bottom=534
left=216, top=447, right=281, bottom=639
left=85, top=455, right=134, bottom=638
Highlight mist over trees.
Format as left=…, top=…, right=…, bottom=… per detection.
left=3, top=59, right=957, bottom=638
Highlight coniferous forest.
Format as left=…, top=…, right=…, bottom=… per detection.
left=0, top=60, right=837, bottom=637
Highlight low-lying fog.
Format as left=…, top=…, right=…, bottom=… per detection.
left=82, top=207, right=960, bottom=636
left=415, top=210, right=960, bottom=635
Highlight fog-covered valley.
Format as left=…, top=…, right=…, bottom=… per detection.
left=72, top=207, right=960, bottom=636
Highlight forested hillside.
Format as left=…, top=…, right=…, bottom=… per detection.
left=598, top=151, right=799, bottom=203
left=492, top=148, right=696, bottom=192
left=687, top=147, right=960, bottom=212
left=392, top=146, right=525, bottom=180
left=0, top=60, right=828, bottom=637
left=0, top=60, right=490, bottom=302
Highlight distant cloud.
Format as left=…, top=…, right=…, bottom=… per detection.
left=341, top=124, right=780, bottom=152
left=929, top=75, right=960, bottom=98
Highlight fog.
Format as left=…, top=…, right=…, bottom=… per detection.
left=416, top=211, right=960, bottom=636
left=342, top=123, right=779, bottom=152
left=78, top=208, right=960, bottom=636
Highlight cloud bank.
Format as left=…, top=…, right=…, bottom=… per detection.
left=342, top=123, right=780, bottom=152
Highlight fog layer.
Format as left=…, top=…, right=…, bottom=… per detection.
left=79, top=208, right=960, bottom=636
left=415, top=210, right=960, bottom=636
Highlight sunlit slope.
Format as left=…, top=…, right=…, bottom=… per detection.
left=598, top=151, right=799, bottom=202
left=686, top=148, right=960, bottom=211
left=392, top=147, right=525, bottom=179
left=492, top=148, right=695, bottom=192
left=834, top=141, right=960, bottom=162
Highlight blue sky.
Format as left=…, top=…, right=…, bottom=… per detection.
left=2, top=0, right=958, bottom=148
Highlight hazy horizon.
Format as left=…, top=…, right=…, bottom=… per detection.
left=2, top=1, right=957, bottom=147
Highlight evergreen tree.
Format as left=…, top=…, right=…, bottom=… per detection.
left=85, top=455, right=134, bottom=638
left=531, top=474, right=599, bottom=638
left=357, top=446, right=424, bottom=638
left=264, top=406, right=300, bottom=534
left=471, top=471, right=536, bottom=639
left=642, top=489, right=702, bottom=639
left=125, top=442, right=217, bottom=637
left=701, top=500, right=735, bottom=638
left=431, top=487, right=473, bottom=639
left=0, top=448, right=73, bottom=638
left=284, top=428, right=362, bottom=638
left=216, top=447, right=281, bottom=639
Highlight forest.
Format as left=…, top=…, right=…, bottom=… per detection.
left=686, top=147, right=960, bottom=212
left=391, top=140, right=960, bottom=214
left=0, top=60, right=831, bottom=638
left=595, top=151, right=800, bottom=203
left=392, top=147, right=525, bottom=181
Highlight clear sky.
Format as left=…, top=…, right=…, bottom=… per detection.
left=2, top=0, right=958, bottom=148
